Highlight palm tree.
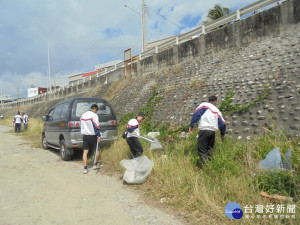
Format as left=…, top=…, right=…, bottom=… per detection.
left=207, top=4, right=230, bottom=21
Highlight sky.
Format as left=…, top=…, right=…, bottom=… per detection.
left=0, top=0, right=260, bottom=99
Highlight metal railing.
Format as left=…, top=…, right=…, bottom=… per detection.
left=141, top=0, right=279, bottom=58
left=1, top=0, right=281, bottom=108
left=116, top=0, right=280, bottom=67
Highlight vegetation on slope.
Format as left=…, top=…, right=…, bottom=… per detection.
left=0, top=87, right=299, bottom=225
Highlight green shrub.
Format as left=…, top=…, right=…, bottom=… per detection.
left=118, top=112, right=136, bottom=125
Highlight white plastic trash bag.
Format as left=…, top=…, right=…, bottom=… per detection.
left=120, top=156, right=154, bottom=184
left=150, top=139, right=163, bottom=150
left=260, top=147, right=282, bottom=170
left=282, top=149, right=292, bottom=170
left=147, top=132, right=160, bottom=139
left=260, top=147, right=293, bottom=171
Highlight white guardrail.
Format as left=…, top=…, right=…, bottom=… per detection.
left=1, top=0, right=280, bottom=107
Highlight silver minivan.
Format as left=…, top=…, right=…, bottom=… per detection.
left=42, top=97, right=117, bottom=160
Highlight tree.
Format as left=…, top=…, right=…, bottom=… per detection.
left=207, top=4, right=230, bottom=21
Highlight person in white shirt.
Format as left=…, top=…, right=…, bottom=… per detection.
left=80, top=104, right=102, bottom=174
left=189, top=96, right=226, bottom=165
left=126, top=112, right=145, bottom=158
left=13, top=111, right=23, bottom=133
left=22, top=112, right=29, bottom=131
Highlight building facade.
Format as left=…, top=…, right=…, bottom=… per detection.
left=27, top=87, right=47, bottom=98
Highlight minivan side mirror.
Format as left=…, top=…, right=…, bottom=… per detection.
left=42, top=115, right=49, bottom=121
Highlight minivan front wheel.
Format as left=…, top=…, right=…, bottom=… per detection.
left=42, top=134, right=49, bottom=149
left=60, top=139, right=72, bottom=161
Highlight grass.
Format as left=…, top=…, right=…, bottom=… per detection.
left=101, top=122, right=300, bottom=225
left=0, top=116, right=44, bottom=148
left=103, top=78, right=132, bottom=102
left=0, top=116, right=299, bottom=225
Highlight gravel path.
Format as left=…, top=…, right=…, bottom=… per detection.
left=0, top=125, right=184, bottom=225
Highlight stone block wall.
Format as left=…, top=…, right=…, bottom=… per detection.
left=108, top=30, right=300, bottom=138
left=152, top=33, right=300, bottom=138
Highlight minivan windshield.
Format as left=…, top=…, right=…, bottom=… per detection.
left=73, top=100, right=113, bottom=118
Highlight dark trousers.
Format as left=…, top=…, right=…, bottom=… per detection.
left=126, top=137, right=143, bottom=158
left=24, top=123, right=28, bottom=131
left=15, top=123, right=21, bottom=133
left=197, top=130, right=215, bottom=164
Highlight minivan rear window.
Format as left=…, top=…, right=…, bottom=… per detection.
left=73, top=101, right=112, bottom=118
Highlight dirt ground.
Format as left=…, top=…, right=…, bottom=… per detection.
left=0, top=125, right=184, bottom=225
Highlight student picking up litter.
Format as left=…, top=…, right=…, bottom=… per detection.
left=126, top=112, right=145, bottom=158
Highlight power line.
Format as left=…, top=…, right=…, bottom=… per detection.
left=102, top=38, right=142, bottom=64
left=148, top=3, right=204, bottom=29
left=144, top=2, right=152, bottom=17
left=154, top=11, right=182, bottom=28
left=145, top=5, right=183, bottom=29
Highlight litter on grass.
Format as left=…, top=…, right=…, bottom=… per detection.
left=150, top=138, right=162, bottom=150
left=120, top=156, right=154, bottom=184
left=260, top=147, right=292, bottom=171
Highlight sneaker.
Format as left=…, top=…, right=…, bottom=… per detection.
left=83, top=168, right=88, bottom=174
left=93, top=163, right=103, bottom=170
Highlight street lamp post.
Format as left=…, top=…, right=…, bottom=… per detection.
left=40, top=66, right=48, bottom=92
left=124, top=0, right=146, bottom=52
left=47, top=43, right=51, bottom=91
left=142, top=0, right=146, bottom=52
left=47, top=42, right=56, bottom=91
left=0, top=79, right=2, bottom=106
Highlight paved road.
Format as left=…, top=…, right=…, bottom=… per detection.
left=0, top=125, right=184, bottom=225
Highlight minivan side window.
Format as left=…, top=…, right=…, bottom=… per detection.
left=53, top=104, right=63, bottom=120
left=60, top=103, right=69, bottom=119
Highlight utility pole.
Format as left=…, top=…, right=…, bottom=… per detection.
left=142, top=0, right=147, bottom=52
left=124, top=1, right=147, bottom=52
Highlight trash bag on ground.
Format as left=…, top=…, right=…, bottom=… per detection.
left=260, top=147, right=293, bottom=171
left=260, top=147, right=282, bottom=170
left=120, top=156, right=154, bottom=184
left=282, top=149, right=292, bottom=170
left=150, top=139, right=163, bottom=150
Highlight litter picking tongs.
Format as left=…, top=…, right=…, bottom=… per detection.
left=135, top=135, right=154, bottom=143
left=134, top=135, right=163, bottom=150
left=93, top=141, right=99, bottom=164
